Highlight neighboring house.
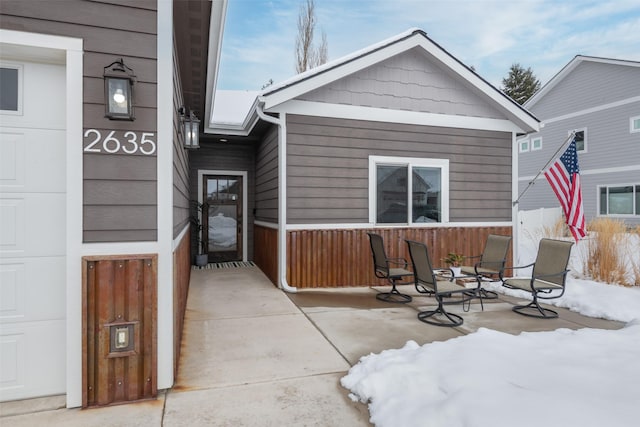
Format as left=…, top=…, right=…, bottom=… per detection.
left=201, top=28, right=539, bottom=290
left=516, top=56, right=640, bottom=227
left=1, top=0, right=226, bottom=408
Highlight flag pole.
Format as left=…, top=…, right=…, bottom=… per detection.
left=512, top=130, right=576, bottom=206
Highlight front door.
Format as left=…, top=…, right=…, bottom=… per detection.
left=203, top=175, right=243, bottom=262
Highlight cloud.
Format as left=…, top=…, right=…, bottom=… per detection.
left=217, top=0, right=640, bottom=90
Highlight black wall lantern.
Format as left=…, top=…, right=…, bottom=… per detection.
left=180, top=107, right=201, bottom=149
left=104, top=58, right=136, bottom=121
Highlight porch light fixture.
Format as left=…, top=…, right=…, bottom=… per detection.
left=103, top=58, right=136, bottom=120
left=180, top=107, right=201, bottom=149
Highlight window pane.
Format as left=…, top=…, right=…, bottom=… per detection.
left=636, top=186, right=640, bottom=215
left=412, top=167, right=441, bottom=222
left=608, top=186, right=633, bottom=215
left=532, top=137, right=542, bottom=150
left=599, top=187, right=607, bottom=215
left=574, top=130, right=585, bottom=151
left=377, top=165, right=408, bottom=223
left=633, top=118, right=640, bottom=131
left=0, top=67, right=19, bottom=111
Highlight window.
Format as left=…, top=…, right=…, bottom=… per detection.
left=571, top=128, right=586, bottom=152
left=519, top=139, right=529, bottom=153
left=631, top=116, right=640, bottom=133
left=0, top=64, right=22, bottom=114
left=531, top=137, right=542, bottom=151
left=599, top=185, right=640, bottom=216
left=369, top=156, right=449, bottom=224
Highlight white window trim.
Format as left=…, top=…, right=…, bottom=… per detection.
left=631, top=115, right=640, bottom=133
left=531, top=136, right=542, bottom=151
left=570, top=127, right=587, bottom=153
left=368, top=155, right=450, bottom=225
left=519, top=139, right=529, bottom=153
left=597, top=183, right=640, bottom=217
left=0, top=62, right=23, bottom=115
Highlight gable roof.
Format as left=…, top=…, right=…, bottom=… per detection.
left=525, top=55, right=640, bottom=108
left=259, top=28, right=539, bottom=133
left=208, top=28, right=540, bottom=134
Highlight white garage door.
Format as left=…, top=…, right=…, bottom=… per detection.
left=1, top=57, right=67, bottom=401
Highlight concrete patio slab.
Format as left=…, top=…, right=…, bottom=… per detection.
left=176, top=312, right=350, bottom=390
left=298, top=305, right=463, bottom=364
left=165, top=373, right=370, bottom=426
left=1, top=393, right=165, bottom=427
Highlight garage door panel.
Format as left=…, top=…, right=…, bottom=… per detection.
left=0, top=320, right=66, bottom=401
left=0, top=61, right=65, bottom=131
left=0, top=128, right=66, bottom=193
left=1, top=56, right=66, bottom=402
left=1, top=257, right=66, bottom=323
left=0, top=193, right=65, bottom=257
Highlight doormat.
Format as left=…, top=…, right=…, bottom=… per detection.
left=192, top=261, right=256, bottom=270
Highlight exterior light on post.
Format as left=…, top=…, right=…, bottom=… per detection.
left=181, top=107, right=200, bottom=149
left=104, top=58, right=136, bottom=120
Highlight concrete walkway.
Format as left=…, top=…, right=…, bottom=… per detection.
left=1, top=266, right=624, bottom=426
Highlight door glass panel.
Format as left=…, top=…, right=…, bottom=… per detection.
left=207, top=178, right=238, bottom=253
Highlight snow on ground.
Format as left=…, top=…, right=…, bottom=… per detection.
left=341, top=232, right=640, bottom=427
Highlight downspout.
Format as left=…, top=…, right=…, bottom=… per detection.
left=256, top=102, right=297, bottom=293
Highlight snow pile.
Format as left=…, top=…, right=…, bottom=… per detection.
left=342, top=322, right=640, bottom=427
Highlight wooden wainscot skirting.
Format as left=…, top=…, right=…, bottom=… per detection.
left=254, top=224, right=278, bottom=286
left=82, top=254, right=158, bottom=407
left=173, top=232, right=191, bottom=378
left=287, top=226, right=513, bottom=288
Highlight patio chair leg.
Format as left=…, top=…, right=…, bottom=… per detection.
left=512, top=296, right=558, bottom=318
left=477, top=288, right=498, bottom=299
left=417, top=299, right=463, bottom=327
left=376, top=279, right=412, bottom=303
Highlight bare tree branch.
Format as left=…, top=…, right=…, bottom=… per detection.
left=294, top=0, right=328, bottom=73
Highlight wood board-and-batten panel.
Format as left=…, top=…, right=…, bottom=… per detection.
left=253, top=225, right=279, bottom=285
left=82, top=255, right=157, bottom=407
left=287, top=227, right=512, bottom=288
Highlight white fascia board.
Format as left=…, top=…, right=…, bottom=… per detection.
left=204, top=0, right=228, bottom=131
left=269, top=100, right=526, bottom=133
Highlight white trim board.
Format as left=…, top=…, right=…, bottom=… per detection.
left=542, top=96, right=640, bottom=125
left=286, top=222, right=512, bottom=231
left=270, top=100, right=526, bottom=133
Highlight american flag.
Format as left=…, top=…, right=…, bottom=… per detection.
left=544, top=137, right=586, bottom=242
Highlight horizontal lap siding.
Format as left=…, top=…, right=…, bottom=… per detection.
left=287, top=226, right=512, bottom=288
left=255, top=126, right=279, bottom=223
left=1, top=0, right=159, bottom=243
left=286, top=114, right=513, bottom=223
left=172, top=42, right=190, bottom=238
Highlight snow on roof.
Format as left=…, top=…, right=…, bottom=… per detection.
left=211, top=89, right=259, bottom=125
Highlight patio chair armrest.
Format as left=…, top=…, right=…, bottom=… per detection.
left=387, top=257, right=408, bottom=268
left=532, top=269, right=570, bottom=281
left=499, top=262, right=535, bottom=281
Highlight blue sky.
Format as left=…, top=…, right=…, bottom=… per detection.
left=217, top=0, right=640, bottom=91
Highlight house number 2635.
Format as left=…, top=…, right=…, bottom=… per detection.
left=83, top=129, right=157, bottom=155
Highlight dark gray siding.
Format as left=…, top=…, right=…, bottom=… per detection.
left=189, top=140, right=256, bottom=260
left=255, top=126, right=279, bottom=223
left=0, top=0, right=159, bottom=242
left=286, top=114, right=512, bottom=224
left=298, top=47, right=505, bottom=119
left=531, top=61, right=640, bottom=119
left=172, top=42, right=190, bottom=239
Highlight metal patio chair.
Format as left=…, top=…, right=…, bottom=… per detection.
left=367, top=233, right=414, bottom=303
left=406, top=240, right=472, bottom=327
left=500, top=238, right=574, bottom=318
left=460, top=234, right=512, bottom=299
